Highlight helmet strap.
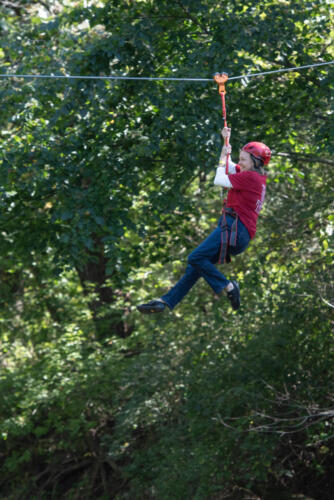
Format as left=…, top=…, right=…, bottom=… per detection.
left=250, top=154, right=264, bottom=172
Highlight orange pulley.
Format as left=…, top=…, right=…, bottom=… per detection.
left=213, top=72, right=228, bottom=94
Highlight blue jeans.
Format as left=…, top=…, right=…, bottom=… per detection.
left=161, top=215, right=250, bottom=310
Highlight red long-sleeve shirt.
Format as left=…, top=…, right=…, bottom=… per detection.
left=226, top=169, right=267, bottom=239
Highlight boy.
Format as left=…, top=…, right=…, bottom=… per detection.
left=137, top=128, right=271, bottom=313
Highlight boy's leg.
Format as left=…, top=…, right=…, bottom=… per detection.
left=137, top=218, right=243, bottom=314
left=161, top=264, right=201, bottom=310
left=137, top=264, right=201, bottom=313
left=187, top=225, right=230, bottom=293
left=162, top=224, right=229, bottom=309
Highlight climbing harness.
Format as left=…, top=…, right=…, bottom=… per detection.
left=218, top=206, right=239, bottom=264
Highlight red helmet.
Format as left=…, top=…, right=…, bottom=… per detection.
left=242, top=142, right=271, bottom=165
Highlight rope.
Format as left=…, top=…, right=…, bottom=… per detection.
left=220, top=91, right=229, bottom=174
left=0, top=60, right=333, bottom=83
left=218, top=90, right=230, bottom=202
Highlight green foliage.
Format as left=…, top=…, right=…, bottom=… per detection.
left=0, top=0, right=333, bottom=498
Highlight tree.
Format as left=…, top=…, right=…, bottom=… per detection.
left=0, top=0, right=333, bottom=498
left=1, top=0, right=332, bottom=337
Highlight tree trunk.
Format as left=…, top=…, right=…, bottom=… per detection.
left=76, top=236, right=133, bottom=339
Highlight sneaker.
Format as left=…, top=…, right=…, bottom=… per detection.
left=137, top=299, right=166, bottom=314
left=227, top=281, right=240, bottom=310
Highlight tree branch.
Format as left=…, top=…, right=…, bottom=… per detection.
left=276, top=152, right=334, bottom=166
left=319, top=294, right=334, bottom=309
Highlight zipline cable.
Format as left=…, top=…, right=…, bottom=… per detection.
left=0, top=60, right=333, bottom=82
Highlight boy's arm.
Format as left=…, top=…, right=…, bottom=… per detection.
left=214, top=166, right=232, bottom=188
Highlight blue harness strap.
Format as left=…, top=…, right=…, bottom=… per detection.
left=218, top=206, right=239, bottom=264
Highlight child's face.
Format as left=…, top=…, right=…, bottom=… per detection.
left=238, top=151, right=254, bottom=172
